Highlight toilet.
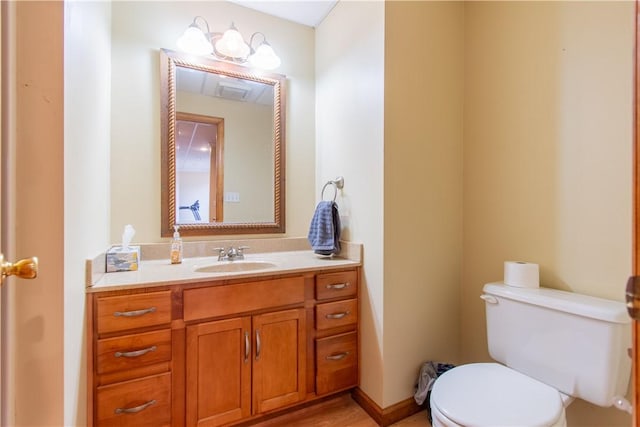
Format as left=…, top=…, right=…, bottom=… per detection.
left=430, top=282, right=632, bottom=427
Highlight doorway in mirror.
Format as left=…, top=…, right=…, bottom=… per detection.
left=175, top=112, right=224, bottom=223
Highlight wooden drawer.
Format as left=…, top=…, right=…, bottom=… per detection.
left=96, top=329, right=172, bottom=375
left=316, top=331, right=358, bottom=395
left=96, top=291, right=172, bottom=335
left=96, top=372, right=171, bottom=427
left=316, top=298, right=357, bottom=331
left=183, top=276, right=305, bottom=322
left=315, top=270, right=357, bottom=301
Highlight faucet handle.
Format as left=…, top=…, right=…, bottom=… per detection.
left=213, top=247, right=226, bottom=260
left=237, top=246, right=249, bottom=259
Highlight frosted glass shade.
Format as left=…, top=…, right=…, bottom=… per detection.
left=215, top=28, right=250, bottom=59
left=248, top=42, right=281, bottom=70
left=176, top=26, right=213, bottom=55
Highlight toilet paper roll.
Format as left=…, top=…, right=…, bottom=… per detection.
left=504, top=261, right=539, bottom=288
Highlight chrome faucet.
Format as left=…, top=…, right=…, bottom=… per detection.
left=214, top=246, right=249, bottom=261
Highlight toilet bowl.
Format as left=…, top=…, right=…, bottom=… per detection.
left=430, top=363, right=567, bottom=427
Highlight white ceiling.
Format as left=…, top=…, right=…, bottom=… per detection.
left=229, top=0, right=338, bottom=27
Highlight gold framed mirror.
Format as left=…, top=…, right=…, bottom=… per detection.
left=160, top=49, right=286, bottom=237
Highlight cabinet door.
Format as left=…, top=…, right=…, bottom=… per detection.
left=252, top=308, right=306, bottom=414
left=186, top=317, right=251, bottom=427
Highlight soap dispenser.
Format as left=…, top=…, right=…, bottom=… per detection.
left=170, top=225, right=183, bottom=264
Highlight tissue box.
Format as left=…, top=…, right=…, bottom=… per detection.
left=106, top=246, right=140, bottom=272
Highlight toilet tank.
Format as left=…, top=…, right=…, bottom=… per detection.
left=483, top=283, right=631, bottom=407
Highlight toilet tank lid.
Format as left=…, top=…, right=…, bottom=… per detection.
left=483, top=282, right=630, bottom=324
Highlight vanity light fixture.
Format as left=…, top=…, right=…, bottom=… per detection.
left=177, top=16, right=281, bottom=70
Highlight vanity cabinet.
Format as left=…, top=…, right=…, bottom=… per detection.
left=87, top=266, right=359, bottom=427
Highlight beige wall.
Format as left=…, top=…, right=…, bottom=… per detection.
left=110, top=1, right=315, bottom=243
left=462, top=2, right=633, bottom=425
left=383, top=1, right=464, bottom=406
left=64, top=1, right=112, bottom=425
left=316, top=0, right=386, bottom=405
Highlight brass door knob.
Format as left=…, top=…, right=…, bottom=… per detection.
left=626, top=276, right=640, bottom=320
left=0, top=254, right=38, bottom=281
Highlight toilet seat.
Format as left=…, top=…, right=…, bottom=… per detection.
left=430, top=363, right=566, bottom=427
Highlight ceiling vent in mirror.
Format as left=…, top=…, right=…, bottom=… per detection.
left=176, top=67, right=273, bottom=105
left=176, top=16, right=281, bottom=70
left=215, top=81, right=251, bottom=101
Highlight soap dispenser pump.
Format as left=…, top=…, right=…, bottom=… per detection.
left=170, top=225, right=183, bottom=264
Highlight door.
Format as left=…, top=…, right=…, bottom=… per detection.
left=252, top=308, right=306, bottom=414
left=186, top=317, right=252, bottom=427
left=0, top=1, right=63, bottom=425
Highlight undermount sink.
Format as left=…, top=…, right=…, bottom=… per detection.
left=193, top=260, right=278, bottom=273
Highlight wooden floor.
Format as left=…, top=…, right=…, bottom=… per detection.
left=252, top=394, right=432, bottom=427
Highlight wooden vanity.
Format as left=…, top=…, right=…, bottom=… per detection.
left=86, top=257, right=360, bottom=427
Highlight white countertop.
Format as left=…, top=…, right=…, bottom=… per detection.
left=88, top=249, right=361, bottom=293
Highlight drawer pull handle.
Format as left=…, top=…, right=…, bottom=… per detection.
left=326, top=282, right=350, bottom=290
left=114, top=346, right=157, bottom=358
left=114, top=399, right=156, bottom=414
left=326, top=311, right=350, bottom=319
left=326, top=351, right=350, bottom=361
left=113, top=307, right=156, bottom=318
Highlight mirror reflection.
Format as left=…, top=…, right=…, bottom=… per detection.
left=175, top=112, right=224, bottom=223
left=161, top=49, right=286, bottom=237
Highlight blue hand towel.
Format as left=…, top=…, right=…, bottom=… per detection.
left=307, top=201, right=341, bottom=256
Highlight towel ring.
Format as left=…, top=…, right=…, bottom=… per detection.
left=321, top=176, right=344, bottom=202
